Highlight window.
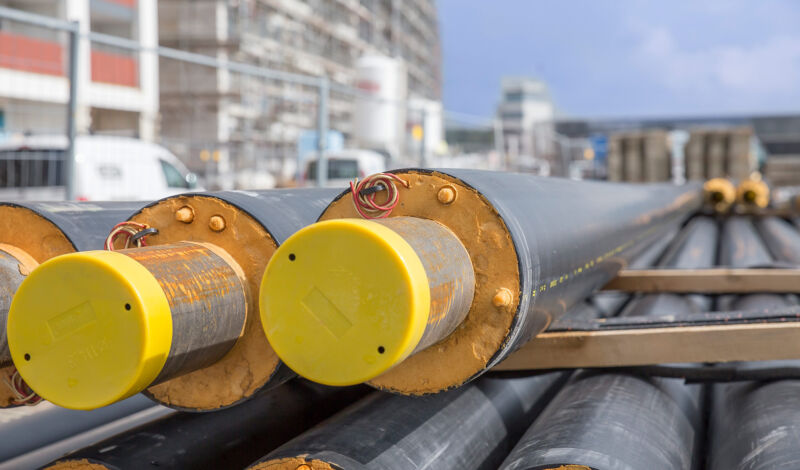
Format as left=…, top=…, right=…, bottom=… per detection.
left=504, top=90, right=547, bottom=103
left=502, top=111, right=524, bottom=120
left=307, top=159, right=359, bottom=179
left=0, top=149, right=64, bottom=187
left=159, top=159, right=190, bottom=188
left=97, top=164, right=122, bottom=179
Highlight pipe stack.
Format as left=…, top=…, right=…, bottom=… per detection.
left=246, top=374, right=566, bottom=470
left=684, top=128, right=755, bottom=182
left=43, top=381, right=367, bottom=470
left=261, top=169, right=701, bottom=392
left=7, top=189, right=338, bottom=411
left=590, top=228, right=676, bottom=317
left=708, top=217, right=800, bottom=470
left=497, top=216, right=715, bottom=470
left=607, top=131, right=671, bottom=182
left=0, top=201, right=142, bottom=407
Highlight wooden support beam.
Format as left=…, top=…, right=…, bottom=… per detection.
left=493, top=321, right=800, bottom=371
left=603, top=268, right=800, bottom=293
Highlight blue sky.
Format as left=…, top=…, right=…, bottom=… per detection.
left=437, top=0, right=800, bottom=119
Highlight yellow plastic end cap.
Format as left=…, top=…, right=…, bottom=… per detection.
left=7, top=250, right=172, bottom=410
left=737, top=179, right=770, bottom=208
left=703, top=178, right=735, bottom=203
left=260, top=219, right=430, bottom=386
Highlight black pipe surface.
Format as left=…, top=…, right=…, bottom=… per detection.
left=248, top=374, right=566, bottom=470
left=708, top=216, right=800, bottom=470
left=0, top=394, right=160, bottom=462
left=619, top=216, right=718, bottom=316
left=498, top=216, right=716, bottom=470
left=147, top=188, right=340, bottom=246
left=756, top=216, right=800, bottom=264
left=591, top=228, right=678, bottom=317
left=1, top=201, right=143, bottom=251
left=44, top=381, right=367, bottom=470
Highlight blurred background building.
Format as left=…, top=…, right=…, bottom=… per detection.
left=495, top=76, right=555, bottom=166
left=0, top=0, right=158, bottom=139
left=1, top=1, right=800, bottom=199
left=157, top=0, right=442, bottom=185
left=0, top=0, right=443, bottom=194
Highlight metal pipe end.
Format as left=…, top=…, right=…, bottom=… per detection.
left=736, top=179, right=770, bottom=208
left=209, top=215, right=226, bottom=232
left=175, top=206, right=195, bottom=224
left=260, top=219, right=432, bottom=386
left=7, top=251, right=172, bottom=410
left=703, top=178, right=735, bottom=212
left=492, top=288, right=513, bottom=308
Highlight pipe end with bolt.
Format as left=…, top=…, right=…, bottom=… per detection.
left=175, top=206, right=195, bottom=224
left=437, top=186, right=457, bottom=205
left=209, top=215, right=226, bottom=232
left=492, top=288, right=513, bottom=308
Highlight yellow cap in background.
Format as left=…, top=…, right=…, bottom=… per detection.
left=737, top=179, right=770, bottom=208
left=260, top=219, right=431, bottom=386
left=7, top=251, right=172, bottom=410
left=703, top=178, right=735, bottom=211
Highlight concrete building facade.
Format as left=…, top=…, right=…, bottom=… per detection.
left=0, top=0, right=159, bottom=140
left=496, top=76, right=555, bottom=163
left=157, top=0, right=442, bottom=183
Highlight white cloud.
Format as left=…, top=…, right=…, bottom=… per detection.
left=632, top=25, right=800, bottom=98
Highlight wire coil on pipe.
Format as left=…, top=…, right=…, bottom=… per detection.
left=350, top=173, right=409, bottom=219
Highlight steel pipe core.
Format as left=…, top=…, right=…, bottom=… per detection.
left=0, top=245, right=38, bottom=368
left=7, top=242, right=247, bottom=410
left=261, top=217, right=475, bottom=386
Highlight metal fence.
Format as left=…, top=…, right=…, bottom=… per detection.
left=0, top=4, right=343, bottom=200
left=0, top=4, right=583, bottom=202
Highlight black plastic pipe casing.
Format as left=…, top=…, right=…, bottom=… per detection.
left=708, top=216, right=800, bottom=470
left=44, top=381, right=368, bottom=470
left=499, top=216, right=716, bottom=470
left=591, top=227, right=678, bottom=317
left=248, top=374, right=567, bottom=470
left=1, top=201, right=144, bottom=251
left=619, top=216, right=718, bottom=316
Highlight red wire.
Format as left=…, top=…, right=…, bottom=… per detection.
left=350, top=173, right=408, bottom=219
left=105, top=222, right=150, bottom=250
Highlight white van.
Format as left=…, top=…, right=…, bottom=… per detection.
left=302, top=149, right=387, bottom=188
left=0, top=135, right=199, bottom=201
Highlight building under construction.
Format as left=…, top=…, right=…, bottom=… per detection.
left=3, top=171, right=800, bottom=469
left=158, top=0, right=442, bottom=177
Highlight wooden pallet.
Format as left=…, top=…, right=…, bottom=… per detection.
left=495, top=268, right=800, bottom=371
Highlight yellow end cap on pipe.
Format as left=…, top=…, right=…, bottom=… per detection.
left=703, top=178, right=735, bottom=208
left=260, top=219, right=430, bottom=386
left=7, top=251, right=172, bottom=410
left=737, top=179, right=770, bottom=208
